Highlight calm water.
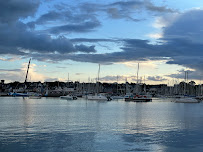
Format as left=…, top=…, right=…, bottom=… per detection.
left=0, top=97, right=203, bottom=152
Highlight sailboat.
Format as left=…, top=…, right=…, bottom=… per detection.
left=111, top=76, right=124, bottom=99
left=124, top=63, right=152, bottom=102
left=9, top=59, right=32, bottom=97
left=173, top=72, right=200, bottom=103
left=87, top=64, right=110, bottom=100
left=9, top=59, right=42, bottom=98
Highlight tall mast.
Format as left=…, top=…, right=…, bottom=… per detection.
left=25, top=58, right=31, bottom=83
left=117, top=75, right=118, bottom=94
left=97, top=64, right=100, bottom=82
left=97, top=64, right=101, bottom=94
left=137, top=63, right=139, bottom=84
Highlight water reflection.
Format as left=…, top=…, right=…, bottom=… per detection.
left=0, top=97, right=203, bottom=152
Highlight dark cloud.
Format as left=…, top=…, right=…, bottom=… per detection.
left=162, top=10, right=203, bottom=72
left=49, top=21, right=101, bottom=34
left=75, top=45, right=96, bottom=53
left=0, top=21, right=97, bottom=55
left=33, top=11, right=65, bottom=25
left=70, top=38, right=115, bottom=43
left=31, top=9, right=97, bottom=25
left=0, top=0, right=101, bottom=57
left=0, top=0, right=40, bottom=23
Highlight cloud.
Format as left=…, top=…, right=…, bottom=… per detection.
left=0, top=63, right=47, bottom=82
left=70, top=38, right=115, bottom=43
left=147, top=33, right=163, bottom=39
left=75, top=44, right=96, bottom=53
left=79, top=0, right=175, bottom=22
left=1, top=0, right=203, bottom=80
left=0, top=0, right=40, bottom=23
left=44, top=78, right=59, bottom=82
left=100, top=75, right=126, bottom=82
left=75, top=73, right=83, bottom=76
left=0, top=21, right=98, bottom=56
left=0, top=0, right=101, bottom=57
left=166, top=69, right=203, bottom=81
left=0, top=56, right=20, bottom=61
left=0, top=69, right=21, bottom=72
left=109, top=1, right=174, bottom=13
left=147, top=76, right=167, bottom=81
left=49, top=21, right=101, bottom=34
left=161, top=10, right=203, bottom=72
left=0, top=0, right=175, bottom=59
left=54, top=10, right=203, bottom=74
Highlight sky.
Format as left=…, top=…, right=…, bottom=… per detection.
left=0, top=0, right=203, bottom=85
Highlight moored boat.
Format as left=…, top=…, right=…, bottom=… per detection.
left=125, top=94, right=152, bottom=102
left=60, top=95, right=77, bottom=100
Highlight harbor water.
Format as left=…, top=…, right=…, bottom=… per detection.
left=0, top=97, right=203, bottom=152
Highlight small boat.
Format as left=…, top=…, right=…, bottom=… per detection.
left=87, top=65, right=112, bottom=101
left=174, top=97, right=200, bottom=103
left=60, top=95, right=77, bottom=100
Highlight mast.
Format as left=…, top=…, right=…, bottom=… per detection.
left=137, top=63, right=139, bottom=84
left=24, top=58, right=31, bottom=83
left=97, top=64, right=101, bottom=94
left=117, top=75, right=118, bottom=94
left=97, top=64, right=100, bottom=82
